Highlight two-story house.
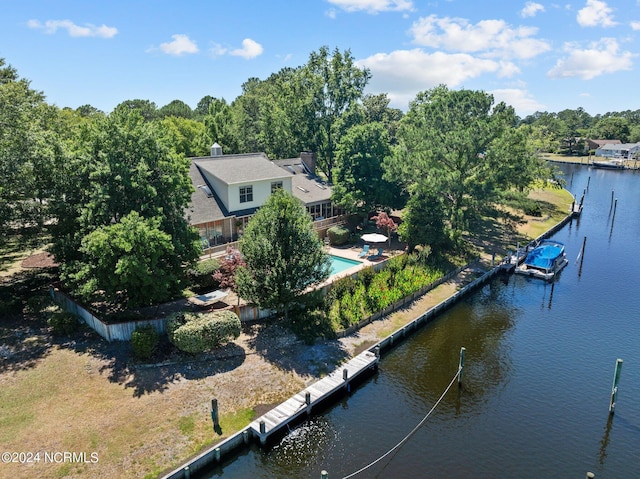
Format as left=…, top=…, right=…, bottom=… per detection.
left=187, top=144, right=344, bottom=251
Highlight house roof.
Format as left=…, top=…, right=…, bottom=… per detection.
left=598, top=142, right=640, bottom=151
left=587, top=139, right=621, bottom=147
left=186, top=152, right=334, bottom=226
left=192, top=153, right=291, bottom=185
left=272, top=158, right=332, bottom=205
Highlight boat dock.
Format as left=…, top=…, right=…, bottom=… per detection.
left=249, top=349, right=379, bottom=445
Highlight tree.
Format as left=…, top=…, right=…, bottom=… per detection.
left=303, top=46, right=371, bottom=182
left=589, top=116, right=630, bottom=143
left=235, top=189, right=331, bottom=319
left=0, top=58, right=64, bottom=239
left=49, top=108, right=200, bottom=305
left=158, top=99, right=193, bottom=119
left=112, top=99, right=158, bottom=121
left=386, top=85, right=545, bottom=237
left=332, top=122, right=403, bottom=218
left=397, top=180, right=451, bottom=252
left=160, top=116, right=209, bottom=157
left=212, top=246, right=245, bottom=304
left=371, top=211, right=397, bottom=246
left=71, top=212, right=179, bottom=308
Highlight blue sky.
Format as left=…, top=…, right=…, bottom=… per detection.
left=1, top=0, right=639, bottom=117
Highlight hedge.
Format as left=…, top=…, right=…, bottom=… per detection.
left=167, top=310, right=241, bottom=353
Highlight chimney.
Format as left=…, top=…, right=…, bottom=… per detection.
left=211, top=142, right=223, bottom=157
left=300, top=151, right=316, bottom=175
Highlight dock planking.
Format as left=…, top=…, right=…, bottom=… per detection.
left=249, top=349, right=378, bottom=444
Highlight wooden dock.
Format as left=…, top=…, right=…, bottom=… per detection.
left=249, top=349, right=378, bottom=445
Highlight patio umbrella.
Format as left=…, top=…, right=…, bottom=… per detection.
left=361, top=233, right=388, bottom=243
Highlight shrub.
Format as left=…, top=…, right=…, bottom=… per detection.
left=131, top=325, right=159, bottom=360
left=327, top=225, right=350, bottom=246
left=187, top=258, right=220, bottom=293
left=47, top=311, right=79, bottom=336
left=167, top=310, right=241, bottom=353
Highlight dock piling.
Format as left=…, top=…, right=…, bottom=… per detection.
left=609, top=359, right=623, bottom=414
left=183, top=466, right=190, bottom=479
left=305, top=391, right=312, bottom=415
left=321, top=470, right=328, bottom=479
left=458, top=347, right=466, bottom=387
left=210, top=399, right=219, bottom=429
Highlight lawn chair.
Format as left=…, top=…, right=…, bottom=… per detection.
left=357, top=244, right=370, bottom=258
left=368, top=247, right=384, bottom=260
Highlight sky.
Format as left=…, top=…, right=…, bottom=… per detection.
left=1, top=0, right=639, bottom=118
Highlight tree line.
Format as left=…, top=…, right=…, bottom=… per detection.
left=2, top=48, right=638, bottom=311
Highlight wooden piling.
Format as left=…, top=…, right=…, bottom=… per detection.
left=609, top=359, right=623, bottom=414
left=321, top=470, right=328, bottom=479
left=458, top=347, right=466, bottom=387
left=210, top=399, right=219, bottom=428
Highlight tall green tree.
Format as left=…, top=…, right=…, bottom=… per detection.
left=158, top=99, right=193, bottom=119
left=160, top=116, right=209, bottom=157
left=303, top=46, right=370, bottom=182
left=386, top=85, right=545, bottom=238
left=589, top=116, right=630, bottom=143
left=332, top=122, right=403, bottom=217
left=71, top=211, right=179, bottom=308
left=0, top=58, right=63, bottom=239
left=49, top=108, right=200, bottom=304
left=236, top=189, right=330, bottom=319
left=397, top=179, right=451, bottom=252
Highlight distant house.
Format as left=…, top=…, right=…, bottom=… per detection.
left=594, top=142, right=640, bottom=159
left=187, top=144, right=344, bottom=251
left=584, top=138, right=621, bottom=152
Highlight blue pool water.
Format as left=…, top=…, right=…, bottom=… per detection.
left=329, top=254, right=361, bottom=275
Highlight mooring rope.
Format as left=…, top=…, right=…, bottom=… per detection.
left=339, top=367, right=462, bottom=479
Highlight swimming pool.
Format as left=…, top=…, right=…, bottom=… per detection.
left=329, top=254, right=362, bottom=276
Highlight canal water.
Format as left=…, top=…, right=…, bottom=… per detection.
left=205, top=164, right=640, bottom=479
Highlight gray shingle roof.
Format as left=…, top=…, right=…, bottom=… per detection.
left=193, top=153, right=291, bottom=185
left=272, top=158, right=332, bottom=205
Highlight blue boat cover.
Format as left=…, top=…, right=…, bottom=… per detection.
left=524, top=241, right=564, bottom=271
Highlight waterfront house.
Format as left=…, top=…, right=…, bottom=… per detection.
left=187, top=144, right=345, bottom=253
left=595, top=142, right=640, bottom=159
left=584, top=138, right=621, bottom=153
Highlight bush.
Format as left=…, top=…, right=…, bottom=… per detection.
left=187, top=258, right=220, bottom=293
left=131, top=325, right=159, bottom=360
left=167, top=310, right=241, bottom=353
left=47, top=311, right=79, bottom=336
left=327, top=225, right=350, bottom=246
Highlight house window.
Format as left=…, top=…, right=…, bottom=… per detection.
left=271, top=181, right=283, bottom=193
left=239, top=185, right=253, bottom=203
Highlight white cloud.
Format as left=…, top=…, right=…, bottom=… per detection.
left=357, top=49, right=505, bottom=108
left=209, top=43, right=228, bottom=57
left=159, top=34, right=199, bottom=56
left=521, top=2, right=545, bottom=18
left=631, top=20, right=640, bottom=30
left=27, top=19, right=117, bottom=38
left=577, top=0, right=617, bottom=27
left=547, top=38, right=634, bottom=79
left=490, top=88, right=546, bottom=115
left=409, top=15, right=551, bottom=60
left=327, top=0, right=414, bottom=14
left=229, top=38, right=264, bottom=59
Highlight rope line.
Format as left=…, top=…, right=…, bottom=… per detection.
left=339, top=368, right=462, bottom=479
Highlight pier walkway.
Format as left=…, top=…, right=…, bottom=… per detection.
left=249, top=349, right=378, bottom=444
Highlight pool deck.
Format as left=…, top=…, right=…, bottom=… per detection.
left=321, top=240, right=404, bottom=285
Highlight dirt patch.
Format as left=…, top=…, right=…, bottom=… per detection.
left=20, top=251, right=58, bottom=269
